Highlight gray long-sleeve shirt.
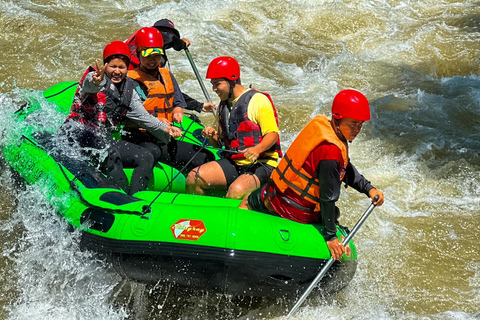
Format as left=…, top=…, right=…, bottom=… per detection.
left=82, top=72, right=170, bottom=144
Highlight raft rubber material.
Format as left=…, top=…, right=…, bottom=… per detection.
left=1, top=82, right=359, bottom=298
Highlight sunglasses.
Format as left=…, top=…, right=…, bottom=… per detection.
left=140, top=48, right=164, bottom=57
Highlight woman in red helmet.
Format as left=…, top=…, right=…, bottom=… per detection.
left=127, top=27, right=185, bottom=123
left=124, top=19, right=216, bottom=113
left=61, top=40, right=180, bottom=195
left=186, top=56, right=282, bottom=200
left=240, top=89, right=385, bottom=260
left=124, top=27, right=216, bottom=173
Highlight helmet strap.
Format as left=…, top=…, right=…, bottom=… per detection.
left=227, top=80, right=236, bottom=101
left=333, top=118, right=351, bottom=143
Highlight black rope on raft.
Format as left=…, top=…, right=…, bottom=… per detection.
left=141, top=137, right=208, bottom=217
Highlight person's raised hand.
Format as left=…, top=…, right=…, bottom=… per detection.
left=92, top=60, right=106, bottom=85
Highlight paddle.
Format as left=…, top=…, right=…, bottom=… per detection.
left=184, top=48, right=217, bottom=117
left=286, top=195, right=380, bottom=317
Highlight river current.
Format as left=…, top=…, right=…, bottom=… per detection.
left=0, top=0, right=479, bottom=319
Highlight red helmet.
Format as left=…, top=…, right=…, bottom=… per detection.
left=332, top=89, right=370, bottom=121
left=134, top=27, right=164, bottom=48
left=206, top=56, right=240, bottom=81
left=103, top=41, right=131, bottom=64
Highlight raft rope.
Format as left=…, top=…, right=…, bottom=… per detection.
left=43, top=82, right=79, bottom=100
left=142, top=119, right=272, bottom=216
left=14, top=103, right=28, bottom=114
left=142, top=136, right=209, bottom=216
left=15, top=81, right=78, bottom=114
left=176, top=115, right=194, bottom=143
left=177, top=126, right=272, bottom=171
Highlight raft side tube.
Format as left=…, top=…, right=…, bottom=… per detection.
left=81, top=231, right=357, bottom=297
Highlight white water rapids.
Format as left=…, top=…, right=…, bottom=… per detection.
left=0, top=0, right=479, bottom=319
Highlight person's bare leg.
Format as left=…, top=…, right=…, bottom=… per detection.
left=226, top=174, right=261, bottom=200
left=238, top=196, right=250, bottom=209
left=186, top=161, right=228, bottom=195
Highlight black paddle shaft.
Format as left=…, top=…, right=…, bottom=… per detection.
left=185, top=49, right=213, bottom=104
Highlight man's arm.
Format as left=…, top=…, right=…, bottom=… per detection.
left=318, top=159, right=342, bottom=242
left=168, top=71, right=187, bottom=109
left=183, top=93, right=203, bottom=112
left=345, top=162, right=384, bottom=206
left=344, top=162, right=375, bottom=196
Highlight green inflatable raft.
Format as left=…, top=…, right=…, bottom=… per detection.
left=2, top=81, right=358, bottom=298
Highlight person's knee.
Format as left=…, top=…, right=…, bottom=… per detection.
left=138, top=148, right=155, bottom=169
left=144, top=151, right=155, bottom=168
left=186, top=167, right=201, bottom=186
left=140, top=142, right=162, bottom=163
left=102, top=158, right=116, bottom=173
left=226, top=183, right=250, bottom=200
left=103, top=150, right=121, bottom=173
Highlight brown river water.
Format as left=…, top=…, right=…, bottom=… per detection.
left=0, top=0, right=479, bottom=319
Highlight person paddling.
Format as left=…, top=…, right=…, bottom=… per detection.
left=186, top=56, right=282, bottom=199
left=240, top=89, right=385, bottom=260
left=60, top=40, right=180, bottom=195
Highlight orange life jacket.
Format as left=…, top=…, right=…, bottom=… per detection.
left=270, top=115, right=348, bottom=211
left=128, top=68, right=175, bottom=122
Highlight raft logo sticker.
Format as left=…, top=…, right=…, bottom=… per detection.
left=171, top=219, right=206, bottom=241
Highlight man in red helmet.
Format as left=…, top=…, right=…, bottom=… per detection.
left=186, top=56, right=282, bottom=200
left=240, top=89, right=385, bottom=260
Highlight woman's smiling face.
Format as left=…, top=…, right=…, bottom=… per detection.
left=105, top=57, right=128, bottom=83
left=139, top=52, right=162, bottom=70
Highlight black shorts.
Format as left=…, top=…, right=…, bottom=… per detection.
left=247, top=184, right=276, bottom=215
left=122, top=128, right=215, bottom=173
left=216, top=158, right=275, bottom=187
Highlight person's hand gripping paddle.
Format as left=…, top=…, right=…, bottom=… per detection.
left=287, top=195, right=381, bottom=318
